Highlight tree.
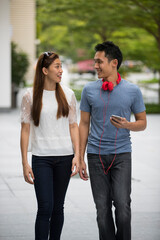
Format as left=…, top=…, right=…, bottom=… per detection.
left=11, top=42, right=29, bottom=108
left=36, top=0, right=128, bottom=61
left=12, top=42, right=29, bottom=87
left=114, top=0, right=160, bottom=103
left=36, top=0, right=160, bottom=103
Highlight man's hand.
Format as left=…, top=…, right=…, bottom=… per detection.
left=79, top=160, right=89, bottom=181
left=110, top=116, right=128, bottom=129
left=23, top=163, right=35, bottom=184
left=110, top=111, right=146, bottom=131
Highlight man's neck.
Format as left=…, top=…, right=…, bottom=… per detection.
left=103, top=72, right=118, bottom=86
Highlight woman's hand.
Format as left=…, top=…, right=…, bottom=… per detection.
left=71, top=156, right=79, bottom=177
left=23, top=163, right=35, bottom=184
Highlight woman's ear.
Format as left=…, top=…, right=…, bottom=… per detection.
left=42, top=67, right=48, bottom=75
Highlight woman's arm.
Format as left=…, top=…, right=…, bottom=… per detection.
left=69, top=123, right=79, bottom=177
left=20, top=89, right=34, bottom=184
left=20, top=122, right=34, bottom=184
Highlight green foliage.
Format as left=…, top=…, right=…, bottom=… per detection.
left=36, top=0, right=160, bottom=68
left=145, top=104, right=160, bottom=114
left=11, top=42, right=29, bottom=87
left=113, top=0, right=160, bottom=71
left=72, top=88, right=160, bottom=114
left=36, top=0, right=130, bottom=61
left=138, top=78, right=159, bottom=84
left=36, top=1, right=160, bottom=65
left=72, top=88, right=82, bottom=101
left=36, top=0, right=160, bottom=104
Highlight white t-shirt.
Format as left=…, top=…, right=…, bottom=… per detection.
left=21, top=85, right=77, bottom=156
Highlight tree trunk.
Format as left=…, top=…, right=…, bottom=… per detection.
left=11, top=83, right=18, bottom=108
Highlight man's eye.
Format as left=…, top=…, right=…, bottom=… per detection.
left=95, top=60, right=102, bottom=64
left=55, top=65, right=62, bottom=68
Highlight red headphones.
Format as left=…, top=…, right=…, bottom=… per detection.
left=102, top=72, right=121, bottom=91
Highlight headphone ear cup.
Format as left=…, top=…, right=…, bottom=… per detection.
left=102, top=81, right=108, bottom=91
left=108, top=82, right=114, bottom=91
left=102, top=81, right=114, bottom=91
left=102, top=73, right=121, bottom=92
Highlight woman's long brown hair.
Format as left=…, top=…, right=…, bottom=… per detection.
left=31, top=52, right=69, bottom=126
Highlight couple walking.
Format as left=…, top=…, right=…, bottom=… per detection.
left=20, top=41, right=146, bottom=240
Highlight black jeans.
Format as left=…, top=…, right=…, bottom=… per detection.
left=88, top=153, right=131, bottom=240
left=32, top=154, right=73, bottom=240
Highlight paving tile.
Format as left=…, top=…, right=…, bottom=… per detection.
left=0, top=110, right=160, bottom=240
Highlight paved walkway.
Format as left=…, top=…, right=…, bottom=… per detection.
left=0, top=110, right=160, bottom=240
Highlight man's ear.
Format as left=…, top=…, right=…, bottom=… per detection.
left=112, top=59, right=118, bottom=68
left=42, top=67, right=48, bottom=75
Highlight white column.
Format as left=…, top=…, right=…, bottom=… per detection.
left=0, top=0, right=11, bottom=109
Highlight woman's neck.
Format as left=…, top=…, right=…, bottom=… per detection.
left=44, top=79, right=56, bottom=91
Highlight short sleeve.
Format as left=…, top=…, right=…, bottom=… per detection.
left=20, top=89, right=32, bottom=123
left=80, top=87, right=91, bottom=112
left=131, top=87, right=146, bottom=114
left=68, top=93, right=77, bottom=124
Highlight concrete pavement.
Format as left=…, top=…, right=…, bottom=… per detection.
left=0, top=109, right=160, bottom=240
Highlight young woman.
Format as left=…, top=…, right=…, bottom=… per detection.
left=20, top=52, right=79, bottom=240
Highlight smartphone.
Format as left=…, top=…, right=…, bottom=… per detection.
left=111, top=114, right=122, bottom=120
left=111, top=115, right=122, bottom=123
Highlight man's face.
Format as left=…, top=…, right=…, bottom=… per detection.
left=94, top=51, right=113, bottom=79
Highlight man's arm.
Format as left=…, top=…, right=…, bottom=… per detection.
left=79, top=111, right=90, bottom=180
left=110, top=111, right=147, bottom=131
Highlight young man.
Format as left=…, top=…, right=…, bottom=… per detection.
left=79, top=41, right=146, bottom=240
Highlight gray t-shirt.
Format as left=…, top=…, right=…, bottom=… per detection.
left=80, top=79, right=146, bottom=154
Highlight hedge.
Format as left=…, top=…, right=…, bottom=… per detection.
left=72, top=89, right=160, bottom=114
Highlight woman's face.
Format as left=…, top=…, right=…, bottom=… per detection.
left=44, top=58, right=63, bottom=83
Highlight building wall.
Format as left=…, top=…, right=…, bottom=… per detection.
left=0, top=0, right=11, bottom=108
left=10, top=0, right=36, bottom=83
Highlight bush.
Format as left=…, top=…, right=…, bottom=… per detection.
left=72, top=88, right=82, bottom=101
left=138, top=78, right=159, bottom=84
left=72, top=88, right=160, bottom=114
left=145, top=104, right=160, bottom=114
left=11, top=42, right=29, bottom=87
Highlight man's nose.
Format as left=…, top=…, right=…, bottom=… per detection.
left=94, top=62, right=99, bottom=69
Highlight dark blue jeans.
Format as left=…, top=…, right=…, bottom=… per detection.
left=32, top=154, right=73, bottom=240
left=88, top=153, right=131, bottom=240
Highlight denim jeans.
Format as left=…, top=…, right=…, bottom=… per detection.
left=88, top=153, right=131, bottom=240
left=32, top=154, right=73, bottom=240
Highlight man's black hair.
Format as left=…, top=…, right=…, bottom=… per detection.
left=95, top=41, right=123, bottom=70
